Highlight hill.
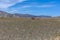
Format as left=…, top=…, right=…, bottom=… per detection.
left=0, top=11, right=52, bottom=18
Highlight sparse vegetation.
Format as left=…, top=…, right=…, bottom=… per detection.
left=0, top=17, right=60, bottom=40
left=31, top=17, right=35, bottom=20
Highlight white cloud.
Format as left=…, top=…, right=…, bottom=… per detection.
left=10, top=10, right=19, bottom=13
left=22, top=5, right=31, bottom=8
left=21, top=4, right=55, bottom=9
left=37, top=4, right=55, bottom=8
left=0, top=0, right=26, bottom=9
left=20, top=1, right=56, bottom=8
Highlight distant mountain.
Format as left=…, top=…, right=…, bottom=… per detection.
left=36, top=15, right=52, bottom=18
left=0, top=11, right=13, bottom=17
left=0, top=11, right=52, bottom=18
left=13, top=14, right=37, bottom=17
left=12, top=13, right=52, bottom=18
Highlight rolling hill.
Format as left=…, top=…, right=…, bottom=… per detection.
left=0, top=11, right=52, bottom=18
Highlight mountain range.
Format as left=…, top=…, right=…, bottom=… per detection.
left=0, top=11, right=52, bottom=18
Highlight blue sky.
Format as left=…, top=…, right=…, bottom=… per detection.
left=0, top=0, right=60, bottom=16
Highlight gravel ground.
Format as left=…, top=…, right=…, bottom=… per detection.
left=0, top=18, right=60, bottom=40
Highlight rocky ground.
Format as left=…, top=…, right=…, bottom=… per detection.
left=0, top=18, right=60, bottom=40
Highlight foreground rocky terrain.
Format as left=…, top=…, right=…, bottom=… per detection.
left=0, top=18, right=60, bottom=40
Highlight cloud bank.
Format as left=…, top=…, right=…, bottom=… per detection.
left=21, top=4, right=55, bottom=8
left=0, top=0, right=26, bottom=9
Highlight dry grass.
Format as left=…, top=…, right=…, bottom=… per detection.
left=0, top=17, right=60, bottom=40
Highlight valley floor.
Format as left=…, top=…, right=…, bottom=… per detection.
left=0, top=18, right=60, bottom=40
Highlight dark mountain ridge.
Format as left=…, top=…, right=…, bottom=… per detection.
left=0, top=11, right=52, bottom=18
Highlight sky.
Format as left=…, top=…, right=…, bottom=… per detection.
left=0, top=0, right=60, bottom=16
